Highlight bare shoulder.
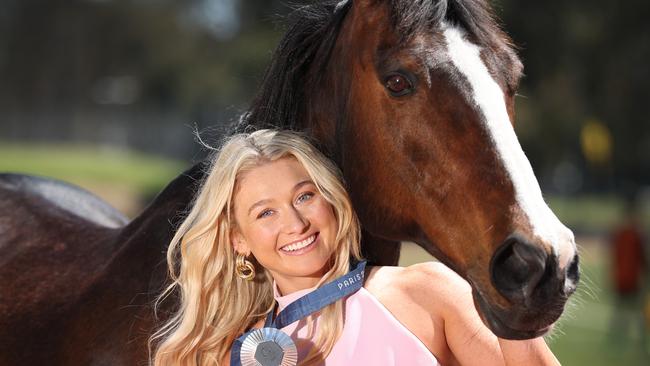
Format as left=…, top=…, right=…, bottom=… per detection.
left=409, top=262, right=472, bottom=300
left=364, top=262, right=472, bottom=362
left=365, top=261, right=471, bottom=308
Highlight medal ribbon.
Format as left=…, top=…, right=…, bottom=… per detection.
left=230, top=260, right=367, bottom=366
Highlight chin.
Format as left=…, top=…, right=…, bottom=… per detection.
left=473, top=290, right=564, bottom=340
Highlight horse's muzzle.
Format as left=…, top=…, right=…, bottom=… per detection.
left=478, top=234, right=580, bottom=339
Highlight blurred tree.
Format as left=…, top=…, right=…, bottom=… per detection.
left=497, top=0, right=650, bottom=191
left=0, top=0, right=289, bottom=156
left=0, top=0, right=278, bottom=110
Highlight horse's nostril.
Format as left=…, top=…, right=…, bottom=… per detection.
left=491, top=236, right=548, bottom=302
left=564, top=254, right=580, bottom=295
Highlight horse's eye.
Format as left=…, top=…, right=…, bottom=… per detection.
left=385, top=74, right=413, bottom=96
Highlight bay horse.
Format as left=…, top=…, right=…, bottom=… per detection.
left=0, top=0, right=579, bottom=364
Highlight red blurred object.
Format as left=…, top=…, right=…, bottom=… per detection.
left=611, top=222, right=646, bottom=294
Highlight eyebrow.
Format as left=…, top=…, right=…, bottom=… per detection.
left=247, top=179, right=315, bottom=216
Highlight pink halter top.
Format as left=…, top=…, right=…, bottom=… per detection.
left=273, top=283, right=440, bottom=365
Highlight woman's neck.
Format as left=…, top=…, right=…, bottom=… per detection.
left=273, top=274, right=322, bottom=296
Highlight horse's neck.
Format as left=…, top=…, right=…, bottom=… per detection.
left=129, top=162, right=206, bottom=231
left=108, top=162, right=206, bottom=284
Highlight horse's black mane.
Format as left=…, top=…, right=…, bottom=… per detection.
left=238, top=0, right=351, bottom=133
left=239, top=0, right=507, bottom=133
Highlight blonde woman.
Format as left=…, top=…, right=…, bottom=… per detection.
left=152, top=129, right=559, bottom=365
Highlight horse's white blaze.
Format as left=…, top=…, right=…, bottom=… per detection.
left=442, top=25, right=575, bottom=261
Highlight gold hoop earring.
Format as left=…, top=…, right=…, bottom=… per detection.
left=235, top=253, right=255, bottom=281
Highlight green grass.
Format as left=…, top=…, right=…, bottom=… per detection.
left=0, top=142, right=190, bottom=217
left=0, top=142, right=188, bottom=195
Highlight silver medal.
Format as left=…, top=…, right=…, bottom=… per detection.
left=240, top=327, right=298, bottom=366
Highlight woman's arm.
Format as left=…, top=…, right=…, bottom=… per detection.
left=430, top=263, right=560, bottom=366
left=497, top=338, right=560, bottom=366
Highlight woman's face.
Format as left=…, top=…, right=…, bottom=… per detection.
left=231, top=157, right=339, bottom=294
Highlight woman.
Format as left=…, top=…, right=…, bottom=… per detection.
left=151, top=129, right=559, bottom=365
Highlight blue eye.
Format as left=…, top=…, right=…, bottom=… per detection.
left=297, top=192, right=314, bottom=203
left=257, top=209, right=273, bottom=219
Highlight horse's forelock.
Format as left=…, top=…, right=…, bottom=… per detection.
left=388, top=0, right=515, bottom=51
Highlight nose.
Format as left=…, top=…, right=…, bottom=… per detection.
left=283, top=206, right=309, bottom=234
left=490, top=234, right=579, bottom=305
left=491, top=236, right=547, bottom=302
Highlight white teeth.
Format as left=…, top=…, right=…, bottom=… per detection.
left=281, top=234, right=316, bottom=252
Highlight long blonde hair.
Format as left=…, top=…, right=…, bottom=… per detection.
left=151, top=129, right=362, bottom=365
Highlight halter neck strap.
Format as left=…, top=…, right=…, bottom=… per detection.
left=230, top=260, right=367, bottom=366
left=265, top=260, right=367, bottom=329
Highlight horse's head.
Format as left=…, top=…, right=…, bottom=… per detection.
left=245, top=0, right=579, bottom=340
left=306, top=0, right=579, bottom=339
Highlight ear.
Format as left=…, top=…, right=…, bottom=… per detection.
left=230, top=229, right=250, bottom=255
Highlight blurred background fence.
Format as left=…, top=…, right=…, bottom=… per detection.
left=1, top=0, right=649, bottom=364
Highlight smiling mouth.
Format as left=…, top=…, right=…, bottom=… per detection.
left=280, top=233, right=318, bottom=253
